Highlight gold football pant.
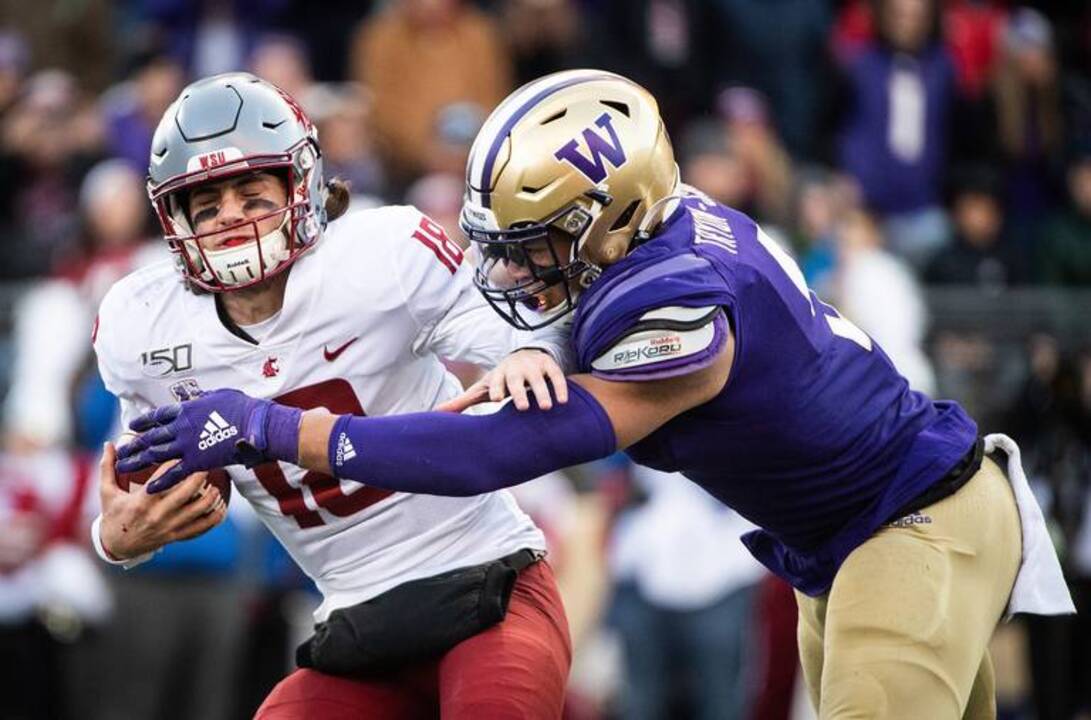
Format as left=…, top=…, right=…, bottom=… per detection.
left=795, top=455, right=1022, bottom=719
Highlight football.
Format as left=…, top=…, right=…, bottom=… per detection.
left=115, top=433, right=231, bottom=506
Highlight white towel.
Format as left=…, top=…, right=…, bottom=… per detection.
left=985, top=433, right=1076, bottom=618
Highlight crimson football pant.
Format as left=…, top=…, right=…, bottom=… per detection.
left=254, top=560, right=571, bottom=719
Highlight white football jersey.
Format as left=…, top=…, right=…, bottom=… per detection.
left=94, top=206, right=545, bottom=620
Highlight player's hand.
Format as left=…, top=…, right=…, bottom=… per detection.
left=115, top=389, right=299, bottom=493
left=98, top=442, right=226, bottom=560
left=437, top=349, right=568, bottom=413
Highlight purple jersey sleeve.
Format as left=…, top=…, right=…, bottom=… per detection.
left=572, top=214, right=735, bottom=379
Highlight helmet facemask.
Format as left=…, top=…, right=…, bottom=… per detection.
left=462, top=191, right=611, bottom=331
left=149, top=139, right=324, bottom=292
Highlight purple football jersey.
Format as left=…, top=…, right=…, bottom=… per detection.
left=572, top=189, right=977, bottom=596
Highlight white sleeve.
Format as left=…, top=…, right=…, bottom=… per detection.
left=92, top=292, right=154, bottom=429
left=90, top=514, right=155, bottom=568
left=511, top=313, right=578, bottom=374
left=394, top=210, right=516, bottom=366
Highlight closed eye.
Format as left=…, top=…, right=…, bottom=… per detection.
left=192, top=205, right=219, bottom=225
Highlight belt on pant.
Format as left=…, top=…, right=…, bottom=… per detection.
left=885, top=437, right=985, bottom=523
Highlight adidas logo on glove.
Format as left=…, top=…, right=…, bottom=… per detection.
left=198, top=411, right=238, bottom=450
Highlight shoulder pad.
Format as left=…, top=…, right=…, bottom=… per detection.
left=590, top=306, right=727, bottom=380
left=572, top=249, right=733, bottom=372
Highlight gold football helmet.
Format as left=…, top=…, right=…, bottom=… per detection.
left=460, top=69, right=678, bottom=329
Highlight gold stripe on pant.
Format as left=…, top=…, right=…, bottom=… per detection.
left=795, top=455, right=1022, bottom=719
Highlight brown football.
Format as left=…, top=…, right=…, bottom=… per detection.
left=115, top=435, right=231, bottom=506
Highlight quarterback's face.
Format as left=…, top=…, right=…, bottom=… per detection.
left=187, top=172, right=289, bottom=250
left=502, top=232, right=575, bottom=311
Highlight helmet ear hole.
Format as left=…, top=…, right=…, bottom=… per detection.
left=609, top=200, right=641, bottom=232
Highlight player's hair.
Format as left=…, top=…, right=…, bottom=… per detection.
left=325, top=178, right=351, bottom=221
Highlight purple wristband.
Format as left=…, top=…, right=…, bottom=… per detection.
left=264, top=403, right=303, bottom=464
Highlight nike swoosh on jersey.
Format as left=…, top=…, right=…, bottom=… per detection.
left=323, top=338, right=358, bottom=361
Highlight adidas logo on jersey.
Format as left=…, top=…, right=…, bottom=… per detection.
left=198, top=411, right=238, bottom=450
left=334, top=432, right=357, bottom=466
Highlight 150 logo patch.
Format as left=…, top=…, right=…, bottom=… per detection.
left=140, top=344, right=193, bottom=377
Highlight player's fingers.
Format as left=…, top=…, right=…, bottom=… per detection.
left=526, top=367, right=553, bottom=411
left=170, top=500, right=226, bottom=543
left=123, top=442, right=182, bottom=472
left=129, top=404, right=181, bottom=432
left=99, top=442, right=120, bottom=497
left=115, top=450, right=158, bottom=475
left=506, top=368, right=530, bottom=411
left=487, top=369, right=507, bottom=403
left=115, top=434, right=148, bottom=460
left=117, top=426, right=175, bottom=461
left=147, top=462, right=197, bottom=496
left=545, top=361, right=568, bottom=405
left=435, top=383, right=489, bottom=413
left=174, top=485, right=221, bottom=526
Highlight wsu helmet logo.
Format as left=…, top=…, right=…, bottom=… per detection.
left=554, top=112, right=627, bottom=183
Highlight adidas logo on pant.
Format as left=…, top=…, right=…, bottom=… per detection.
left=198, top=411, right=238, bottom=450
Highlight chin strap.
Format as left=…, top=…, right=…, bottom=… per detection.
left=191, top=212, right=292, bottom=286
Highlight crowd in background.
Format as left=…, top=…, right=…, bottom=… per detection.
left=0, top=0, right=1089, bottom=719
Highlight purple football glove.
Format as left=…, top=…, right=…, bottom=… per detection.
left=115, top=389, right=303, bottom=493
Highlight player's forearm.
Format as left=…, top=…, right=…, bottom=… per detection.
left=297, top=384, right=617, bottom=495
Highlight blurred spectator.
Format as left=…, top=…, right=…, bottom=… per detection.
left=945, top=0, right=1008, bottom=102
left=925, top=166, right=1028, bottom=290
left=0, top=161, right=159, bottom=720
left=1037, top=150, right=1091, bottom=285
left=496, top=0, right=584, bottom=87
left=607, top=465, right=764, bottom=720
left=1004, top=337, right=1091, bottom=720
left=428, top=100, right=485, bottom=177
left=717, top=87, right=794, bottom=226
left=89, top=511, right=249, bottom=720
left=678, top=120, right=751, bottom=214
left=136, top=0, right=291, bottom=77
left=993, top=8, right=1065, bottom=227
left=748, top=575, right=800, bottom=720
left=582, top=0, right=724, bottom=133
left=249, top=33, right=313, bottom=100
left=277, top=0, right=377, bottom=82
left=831, top=0, right=874, bottom=64
left=677, top=91, right=793, bottom=229
left=101, top=50, right=185, bottom=174
left=0, top=450, right=111, bottom=720
left=302, top=82, right=386, bottom=202
left=350, top=0, right=512, bottom=187
left=0, top=70, right=103, bottom=280
left=0, top=31, right=29, bottom=115
left=944, top=1, right=1009, bottom=169
left=711, top=0, right=831, bottom=160
left=0, top=0, right=114, bottom=92
left=405, top=172, right=465, bottom=246
left=833, top=209, right=937, bottom=394
left=836, top=0, right=954, bottom=269
left=795, top=170, right=864, bottom=296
